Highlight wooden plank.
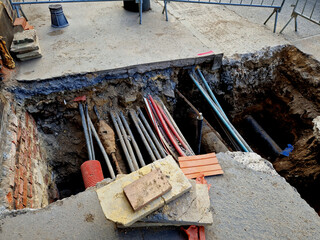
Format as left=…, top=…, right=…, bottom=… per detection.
left=185, top=170, right=224, bottom=179
left=181, top=164, right=222, bottom=175
left=179, top=158, right=219, bottom=168
left=123, top=169, right=172, bottom=211
left=178, top=153, right=216, bottom=162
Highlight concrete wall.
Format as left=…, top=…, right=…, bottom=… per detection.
left=0, top=98, right=52, bottom=210
left=0, top=0, right=14, bottom=49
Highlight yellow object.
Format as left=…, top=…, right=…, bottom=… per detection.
left=0, top=37, right=15, bottom=69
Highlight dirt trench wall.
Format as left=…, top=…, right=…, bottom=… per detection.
left=202, top=45, right=320, bottom=214
left=0, top=96, right=53, bottom=210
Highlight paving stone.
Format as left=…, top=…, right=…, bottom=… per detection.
left=128, top=180, right=213, bottom=227
left=123, top=169, right=172, bottom=211
left=10, top=36, right=40, bottom=54
left=96, top=155, right=192, bottom=227
left=13, top=29, right=37, bottom=44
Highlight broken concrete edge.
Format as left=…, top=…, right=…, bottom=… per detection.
left=10, top=53, right=223, bottom=100
left=96, top=156, right=192, bottom=227
left=0, top=177, right=114, bottom=221
left=223, top=151, right=278, bottom=176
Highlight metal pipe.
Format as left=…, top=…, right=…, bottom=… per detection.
left=79, top=103, right=93, bottom=160
left=149, top=95, right=186, bottom=156
left=87, top=117, right=115, bottom=179
left=136, top=113, right=162, bottom=160
left=245, top=115, right=282, bottom=156
left=130, top=110, right=157, bottom=162
left=189, top=72, right=250, bottom=152
left=110, top=112, right=135, bottom=172
left=120, top=112, right=145, bottom=167
left=115, top=112, right=139, bottom=171
left=196, top=113, right=203, bottom=155
left=137, top=108, right=167, bottom=158
left=93, top=105, right=101, bottom=121
left=85, top=104, right=95, bottom=160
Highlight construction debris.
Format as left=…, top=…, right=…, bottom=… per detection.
left=96, top=155, right=192, bottom=227
left=10, top=29, right=42, bottom=61
left=129, top=180, right=213, bottom=227
left=178, top=153, right=223, bottom=179
left=0, top=37, right=15, bottom=69
left=123, top=169, right=172, bottom=211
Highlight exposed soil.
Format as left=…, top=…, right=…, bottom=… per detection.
left=5, top=45, right=320, bottom=215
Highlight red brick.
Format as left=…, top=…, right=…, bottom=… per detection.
left=19, top=165, right=26, bottom=179
left=27, top=157, right=31, bottom=170
left=27, top=183, right=33, bottom=198
left=25, top=112, right=29, bottom=126
left=15, top=198, right=20, bottom=209
left=19, top=179, right=24, bottom=195
left=123, top=169, right=172, bottom=211
left=10, top=131, right=17, bottom=145
left=21, top=127, right=26, bottom=141
left=13, top=17, right=27, bottom=29
left=28, top=136, right=32, bottom=149
left=6, top=191, right=13, bottom=209
left=23, top=179, right=28, bottom=207
left=17, top=126, right=21, bottom=143
left=32, top=144, right=37, bottom=158
left=28, top=172, right=33, bottom=184
left=13, top=180, right=19, bottom=199
left=27, top=198, right=33, bottom=208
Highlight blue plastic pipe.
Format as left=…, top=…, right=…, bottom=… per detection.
left=189, top=72, right=250, bottom=152
left=195, top=69, right=253, bottom=152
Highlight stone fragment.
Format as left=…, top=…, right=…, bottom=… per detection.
left=13, top=29, right=37, bottom=44
left=10, top=36, right=40, bottom=54
left=17, top=48, right=42, bottom=61
left=96, top=156, right=192, bottom=227
left=123, top=169, right=172, bottom=211
left=127, top=180, right=213, bottom=227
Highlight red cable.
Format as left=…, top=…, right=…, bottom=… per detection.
left=149, top=95, right=185, bottom=156
left=156, top=101, right=189, bottom=151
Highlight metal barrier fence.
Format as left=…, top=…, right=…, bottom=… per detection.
left=280, top=0, right=320, bottom=32
left=10, top=0, right=144, bottom=24
left=162, top=0, right=285, bottom=32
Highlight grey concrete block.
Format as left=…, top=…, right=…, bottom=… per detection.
left=13, top=29, right=37, bottom=44
left=10, top=36, right=40, bottom=53
left=96, top=156, right=192, bottom=227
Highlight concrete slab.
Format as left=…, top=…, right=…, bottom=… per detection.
left=16, top=2, right=209, bottom=81
left=1, top=152, right=320, bottom=239
left=16, top=0, right=295, bottom=81
left=96, top=155, right=192, bottom=227
left=129, top=180, right=213, bottom=227
left=223, top=0, right=320, bottom=60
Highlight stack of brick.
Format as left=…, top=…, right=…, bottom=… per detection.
left=1, top=103, right=51, bottom=210
left=10, top=29, right=42, bottom=61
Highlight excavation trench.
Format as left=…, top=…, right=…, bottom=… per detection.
left=1, top=45, right=320, bottom=214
